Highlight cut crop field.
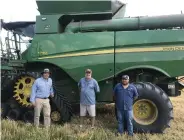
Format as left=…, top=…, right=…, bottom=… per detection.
left=1, top=90, right=184, bottom=140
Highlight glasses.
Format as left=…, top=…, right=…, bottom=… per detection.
left=85, top=72, right=91, bottom=74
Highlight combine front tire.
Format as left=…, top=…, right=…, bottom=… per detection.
left=52, top=81, right=72, bottom=123
left=51, top=110, right=62, bottom=123
left=133, top=82, right=173, bottom=133
left=52, top=94, right=72, bottom=123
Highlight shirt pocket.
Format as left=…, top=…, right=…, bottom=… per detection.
left=80, top=83, right=85, bottom=88
left=127, top=89, right=133, bottom=98
left=88, top=83, right=94, bottom=89
left=37, top=82, right=45, bottom=92
left=117, top=87, right=123, bottom=94
left=47, top=82, right=52, bottom=88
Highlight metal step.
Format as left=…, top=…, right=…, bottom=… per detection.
left=8, top=60, right=26, bottom=67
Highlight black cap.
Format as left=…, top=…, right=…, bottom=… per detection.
left=122, top=75, right=129, bottom=80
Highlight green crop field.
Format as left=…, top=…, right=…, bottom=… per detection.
left=1, top=90, right=184, bottom=140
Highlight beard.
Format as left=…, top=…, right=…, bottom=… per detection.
left=122, top=81, right=128, bottom=85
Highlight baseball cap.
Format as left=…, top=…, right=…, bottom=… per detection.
left=122, top=75, right=129, bottom=80
left=41, top=68, right=51, bottom=74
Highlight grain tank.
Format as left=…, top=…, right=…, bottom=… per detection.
left=1, top=0, right=184, bottom=133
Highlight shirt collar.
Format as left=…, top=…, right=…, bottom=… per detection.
left=41, top=77, right=48, bottom=81
left=121, top=83, right=130, bottom=89
left=85, top=77, right=92, bottom=82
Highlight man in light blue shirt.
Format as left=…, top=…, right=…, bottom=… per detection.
left=78, top=69, right=100, bottom=128
left=30, top=68, right=54, bottom=127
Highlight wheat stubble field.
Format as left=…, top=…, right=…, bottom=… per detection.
left=1, top=90, right=184, bottom=140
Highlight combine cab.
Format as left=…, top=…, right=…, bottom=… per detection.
left=1, top=0, right=184, bottom=133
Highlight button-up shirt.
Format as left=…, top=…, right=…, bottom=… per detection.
left=113, top=83, right=138, bottom=110
left=30, top=77, right=54, bottom=103
left=78, top=77, right=100, bottom=105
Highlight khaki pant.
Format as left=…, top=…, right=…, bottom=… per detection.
left=34, top=98, right=51, bottom=127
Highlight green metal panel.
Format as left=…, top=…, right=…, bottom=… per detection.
left=27, top=32, right=115, bottom=58
left=1, top=65, right=14, bottom=70
left=22, top=32, right=115, bottom=102
left=22, top=29, right=184, bottom=82
left=21, top=28, right=184, bottom=102
left=36, top=0, right=111, bottom=15
left=115, top=53, right=184, bottom=77
left=115, top=30, right=184, bottom=77
left=116, top=30, right=184, bottom=46
left=35, top=15, right=61, bottom=33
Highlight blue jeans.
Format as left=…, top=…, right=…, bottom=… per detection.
left=117, top=109, right=133, bottom=136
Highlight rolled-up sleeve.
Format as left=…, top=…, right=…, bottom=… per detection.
left=94, top=80, right=100, bottom=93
left=50, top=85, right=54, bottom=95
left=133, top=86, right=139, bottom=98
left=50, top=79, right=54, bottom=95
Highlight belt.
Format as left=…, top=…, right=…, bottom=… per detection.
left=37, top=97, right=48, bottom=99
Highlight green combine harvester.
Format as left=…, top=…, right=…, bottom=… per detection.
left=1, top=0, right=184, bottom=133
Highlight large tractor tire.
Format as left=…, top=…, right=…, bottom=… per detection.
left=132, top=82, right=173, bottom=133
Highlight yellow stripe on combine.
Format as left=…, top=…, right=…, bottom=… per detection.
left=38, top=46, right=184, bottom=60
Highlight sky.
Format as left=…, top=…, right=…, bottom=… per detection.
left=0, top=0, right=184, bottom=52
left=0, top=0, right=184, bottom=22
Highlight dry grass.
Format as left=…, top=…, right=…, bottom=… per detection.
left=1, top=90, right=184, bottom=140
